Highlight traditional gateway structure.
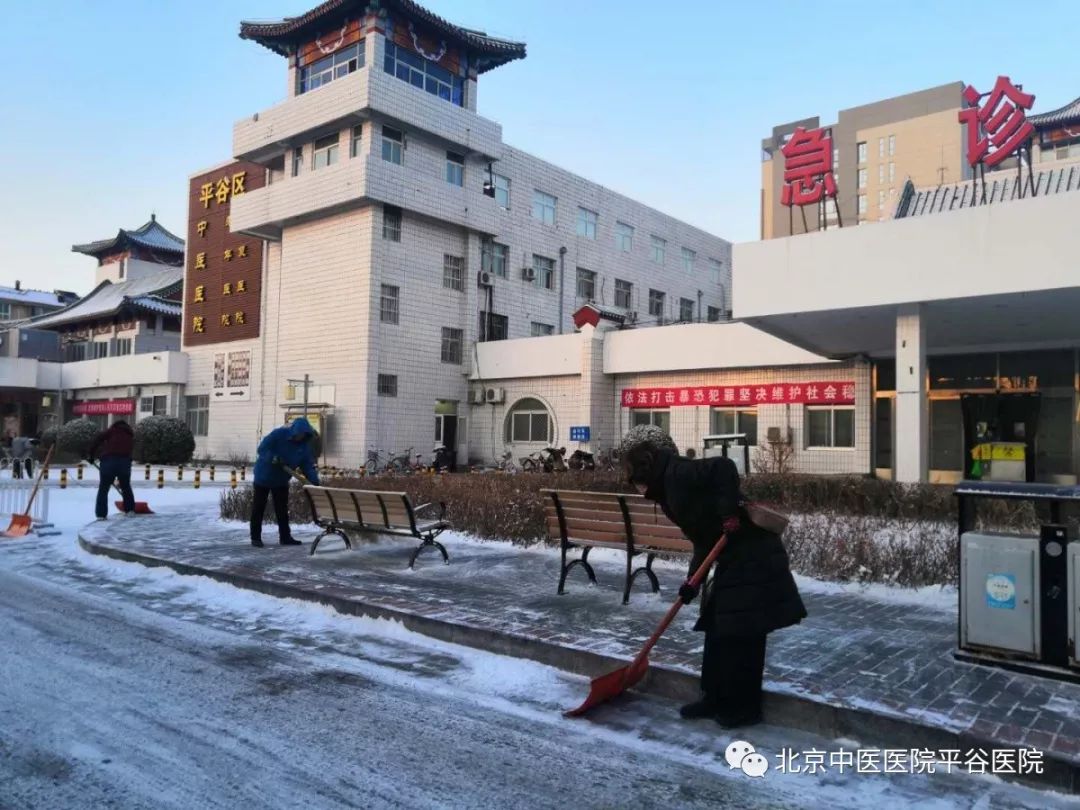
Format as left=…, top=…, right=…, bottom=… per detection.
left=184, top=0, right=733, bottom=467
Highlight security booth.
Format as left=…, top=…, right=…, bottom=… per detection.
left=702, top=433, right=750, bottom=476
left=955, top=481, right=1080, bottom=683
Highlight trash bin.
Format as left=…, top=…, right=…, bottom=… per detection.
left=702, top=433, right=749, bottom=476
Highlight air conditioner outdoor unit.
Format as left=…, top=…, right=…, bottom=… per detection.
left=477, top=271, right=493, bottom=287
left=126, top=386, right=138, bottom=398
left=766, top=427, right=792, bottom=444
left=521, top=267, right=536, bottom=282
left=626, top=311, right=638, bottom=323
left=471, top=388, right=486, bottom=405
left=485, top=387, right=506, bottom=404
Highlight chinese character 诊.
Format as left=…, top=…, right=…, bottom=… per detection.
left=199, top=183, right=214, bottom=209
left=237, top=244, right=248, bottom=258
left=196, top=220, right=208, bottom=236
left=194, top=252, right=206, bottom=270
left=232, top=171, right=246, bottom=196
left=192, top=316, right=205, bottom=333
left=780, top=126, right=838, bottom=206
left=234, top=311, right=245, bottom=325
left=958, top=76, right=1035, bottom=169
left=236, top=279, right=246, bottom=293
left=215, top=177, right=230, bottom=205
left=222, top=282, right=232, bottom=296
left=193, top=285, right=205, bottom=303
left=221, top=313, right=231, bottom=327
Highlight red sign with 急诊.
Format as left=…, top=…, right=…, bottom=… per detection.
left=72, top=399, right=135, bottom=416
left=621, top=383, right=855, bottom=409
left=780, top=126, right=838, bottom=207
left=958, top=76, right=1035, bottom=169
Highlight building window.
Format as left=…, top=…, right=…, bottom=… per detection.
left=482, top=240, right=508, bottom=278
left=532, top=190, right=556, bottom=225
left=888, top=134, right=896, bottom=156
left=533, top=254, right=555, bottom=290
left=443, top=254, right=464, bottom=291
left=312, top=133, right=340, bottom=170
left=140, top=397, right=153, bottom=413
left=631, top=410, right=670, bottom=434
left=708, top=258, right=722, bottom=285
left=92, top=342, right=108, bottom=359
left=888, top=162, right=895, bottom=183
left=681, top=247, right=696, bottom=273
left=114, top=338, right=132, bottom=356
left=440, top=327, right=463, bottom=364
left=0, top=303, right=9, bottom=320
left=679, top=297, right=695, bottom=322
left=530, top=322, right=554, bottom=337
left=878, top=164, right=885, bottom=184
left=446, top=152, right=465, bottom=186
left=380, top=284, right=399, bottom=324
left=615, top=221, right=634, bottom=252
left=857, top=142, right=867, bottom=163
left=505, top=397, right=553, bottom=444
left=350, top=124, right=363, bottom=158
left=576, top=267, right=596, bottom=300
left=291, top=146, right=304, bottom=177
left=184, top=395, right=209, bottom=437
left=707, top=306, right=721, bottom=322
left=615, top=279, right=633, bottom=309
left=577, top=207, right=598, bottom=239
left=806, top=406, right=855, bottom=448
left=857, top=168, right=867, bottom=189
left=152, top=395, right=167, bottom=416
left=382, top=205, right=402, bottom=241
left=648, top=289, right=665, bottom=320
left=383, top=40, right=464, bottom=106
left=878, top=190, right=886, bottom=209
left=711, top=408, right=757, bottom=445
left=382, top=126, right=403, bottom=165
left=65, top=342, right=87, bottom=362
left=478, top=311, right=509, bottom=342
left=377, top=374, right=398, bottom=397
left=878, top=137, right=885, bottom=158
left=858, top=195, right=868, bottom=216
left=492, top=173, right=510, bottom=209
left=299, top=41, right=364, bottom=94
left=651, top=235, right=666, bottom=265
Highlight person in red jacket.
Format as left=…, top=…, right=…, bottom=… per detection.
left=88, top=420, right=136, bottom=519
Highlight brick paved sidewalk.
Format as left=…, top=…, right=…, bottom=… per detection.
left=80, top=512, right=1080, bottom=785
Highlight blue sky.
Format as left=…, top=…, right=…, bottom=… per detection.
left=2, top=0, right=1076, bottom=293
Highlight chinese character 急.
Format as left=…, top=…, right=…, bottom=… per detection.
left=780, top=126, right=838, bottom=206
left=958, top=76, right=1035, bottom=168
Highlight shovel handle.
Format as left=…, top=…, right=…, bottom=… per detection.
left=632, top=533, right=729, bottom=665
left=21, top=445, right=54, bottom=516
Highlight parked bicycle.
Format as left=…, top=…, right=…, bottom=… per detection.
left=568, top=449, right=596, bottom=471
left=494, top=449, right=518, bottom=473
left=595, top=447, right=621, bottom=472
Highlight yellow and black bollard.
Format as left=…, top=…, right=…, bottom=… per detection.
left=178, top=465, right=184, bottom=481
left=42, top=465, right=49, bottom=480
left=240, top=466, right=246, bottom=482
left=209, top=465, right=216, bottom=482
left=230, top=469, right=237, bottom=489
left=194, top=469, right=201, bottom=489
left=145, top=464, right=151, bottom=481
left=77, top=463, right=84, bottom=481
left=60, top=469, right=68, bottom=489
left=157, top=469, right=164, bottom=489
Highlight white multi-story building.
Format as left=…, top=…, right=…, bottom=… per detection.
left=186, top=0, right=732, bottom=467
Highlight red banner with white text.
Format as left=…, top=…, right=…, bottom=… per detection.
left=621, top=383, right=855, bottom=409
left=72, top=399, right=135, bottom=416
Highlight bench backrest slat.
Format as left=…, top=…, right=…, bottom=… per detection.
left=379, top=493, right=413, bottom=528
left=544, top=488, right=693, bottom=555
left=306, top=487, right=337, bottom=523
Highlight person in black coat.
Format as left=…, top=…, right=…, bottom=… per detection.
left=624, top=445, right=806, bottom=728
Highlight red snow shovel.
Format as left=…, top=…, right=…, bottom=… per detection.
left=3, top=446, right=54, bottom=538
left=564, top=533, right=729, bottom=718
left=87, top=461, right=154, bottom=514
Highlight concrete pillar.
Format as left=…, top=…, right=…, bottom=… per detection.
left=578, top=325, right=613, bottom=452
left=895, top=303, right=928, bottom=483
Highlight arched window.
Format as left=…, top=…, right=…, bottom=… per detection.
left=504, top=397, right=554, bottom=444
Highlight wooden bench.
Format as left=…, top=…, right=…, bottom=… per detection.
left=303, top=486, right=450, bottom=568
left=542, top=489, right=693, bottom=603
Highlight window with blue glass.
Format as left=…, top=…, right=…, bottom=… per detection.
left=384, top=40, right=464, bottom=106
left=299, top=41, right=365, bottom=94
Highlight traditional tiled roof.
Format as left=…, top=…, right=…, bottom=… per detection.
left=240, top=0, right=526, bottom=72
left=894, top=164, right=1080, bottom=219
left=28, top=268, right=183, bottom=330
left=0, top=286, right=72, bottom=308
left=1029, top=95, right=1080, bottom=128
left=71, top=215, right=185, bottom=260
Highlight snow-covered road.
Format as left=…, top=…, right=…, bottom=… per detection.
left=0, top=491, right=1076, bottom=808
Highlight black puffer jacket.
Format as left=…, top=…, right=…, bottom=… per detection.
left=644, top=451, right=806, bottom=637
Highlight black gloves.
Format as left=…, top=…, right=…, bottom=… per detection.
left=678, top=581, right=699, bottom=604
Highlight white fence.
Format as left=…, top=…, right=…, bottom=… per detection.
left=0, top=481, right=50, bottom=521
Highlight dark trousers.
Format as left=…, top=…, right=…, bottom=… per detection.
left=12, top=459, right=31, bottom=479
left=97, top=456, right=135, bottom=518
left=701, top=632, right=767, bottom=714
left=250, top=485, right=292, bottom=543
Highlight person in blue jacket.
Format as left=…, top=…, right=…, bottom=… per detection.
left=250, top=417, right=320, bottom=548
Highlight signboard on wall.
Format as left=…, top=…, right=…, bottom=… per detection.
left=569, top=426, right=590, bottom=442
left=621, top=383, right=855, bottom=409
left=184, top=161, right=265, bottom=347
left=211, top=350, right=252, bottom=401
left=73, top=399, right=135, bottom=416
